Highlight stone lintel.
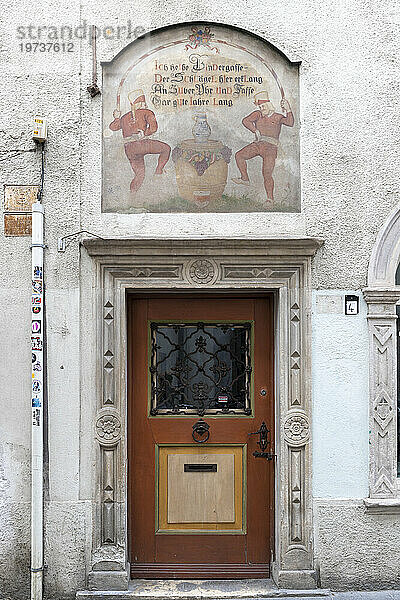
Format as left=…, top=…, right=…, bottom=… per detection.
left=82, top=236, right=324, bottom=258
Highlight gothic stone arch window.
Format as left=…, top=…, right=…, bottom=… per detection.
left=364, top=204, right=400, bottom=504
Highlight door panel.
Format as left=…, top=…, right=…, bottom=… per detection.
left=128, top=296, right=274, bottom=578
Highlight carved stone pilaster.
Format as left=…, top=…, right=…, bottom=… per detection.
left=88, top=270, right=128, bottom=591
left=363, top=288, right=400, bottom=499
left=278, top=268, right=314, bottom=583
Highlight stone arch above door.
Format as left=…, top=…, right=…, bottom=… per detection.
left=368, top=203, right=400, bottom=288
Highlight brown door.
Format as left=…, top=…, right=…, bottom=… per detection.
left=128, top=296, right=274, bottom=578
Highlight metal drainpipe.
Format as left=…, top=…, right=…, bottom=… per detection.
left=31, top=201, right=44, bottom=600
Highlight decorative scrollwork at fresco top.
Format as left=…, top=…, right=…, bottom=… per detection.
left=150, top=321, right=252, bottom=415
left=283, top=411, right=310, bottom=446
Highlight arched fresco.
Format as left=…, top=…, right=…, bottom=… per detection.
left=102, top=24, right=300, bottom=213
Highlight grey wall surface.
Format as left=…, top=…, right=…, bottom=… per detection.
left=0, top=0, right=399, bottom=598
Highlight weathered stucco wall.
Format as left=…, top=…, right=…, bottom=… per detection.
left=0, top=0, right=399, bottom=597
left=312, top=290, right=369, bottom=499
left=314, top=500, right=400, bottom=590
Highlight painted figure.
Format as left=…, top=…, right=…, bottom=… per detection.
left=232, top=91, right=294, bottom=204
left=109, top=90, right=171, bottom=193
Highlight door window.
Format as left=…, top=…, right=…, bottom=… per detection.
left=150, top=321, right=253, bottom=416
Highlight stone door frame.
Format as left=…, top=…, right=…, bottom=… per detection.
left=82, top=237, right=322, bottom=590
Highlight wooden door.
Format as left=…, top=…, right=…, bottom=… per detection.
left=128, top=296, right=274, bottom=578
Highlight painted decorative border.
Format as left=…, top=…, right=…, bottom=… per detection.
left=82, top=237, right=322, bottom=591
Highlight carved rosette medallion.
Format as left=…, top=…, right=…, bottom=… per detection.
left=283, top=412, right=310, bottom=446
left=95, top=412, right=122, bottom=445
left=186, top=258, right=218, bottom=285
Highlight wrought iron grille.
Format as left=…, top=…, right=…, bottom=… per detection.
left=150, top=322, right=253, bottom=415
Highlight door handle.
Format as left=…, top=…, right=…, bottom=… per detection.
left=249, top=421, right=275, bottom=460
left=192, top=419, right=210, bottom=443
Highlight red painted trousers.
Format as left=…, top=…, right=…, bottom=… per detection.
left=124, top=139, right=171, bottom=193
left=235, top=141, right=278, bottom=200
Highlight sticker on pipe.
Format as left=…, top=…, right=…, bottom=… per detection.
left=32, top=281, right=42, bottom=294
left=31, top=337, right=42, bottom=351
left=32, top=320, right=41, bottom=334
left=32, top=408, right=40, bottom=426
left=33, top=266, right=42, bottom=280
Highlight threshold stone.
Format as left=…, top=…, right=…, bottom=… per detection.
left=76, top=578, right=331, bottom=600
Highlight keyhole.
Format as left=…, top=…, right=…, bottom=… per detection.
left=260, top=389, right=267, bottom=396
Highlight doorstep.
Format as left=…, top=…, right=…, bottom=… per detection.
left=76, top=578, right=331, bottom=600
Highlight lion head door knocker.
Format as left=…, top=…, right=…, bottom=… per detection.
left=192, top=419, right=210, bottom=443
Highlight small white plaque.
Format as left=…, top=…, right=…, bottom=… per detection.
left=315, top=295, right=342, bottom=314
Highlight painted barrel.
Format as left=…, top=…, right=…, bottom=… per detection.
left=173, top=139, right=230, bottom=206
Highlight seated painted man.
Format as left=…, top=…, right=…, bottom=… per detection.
left=109, top=90, right=171, bottom=194
left=232, top=91, right=294, bottom=205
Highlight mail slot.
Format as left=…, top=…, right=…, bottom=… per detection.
left=184, top=463, right=218, bottom=472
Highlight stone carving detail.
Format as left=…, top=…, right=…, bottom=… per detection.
left=289, top=297, right=302, bottom=407
left=290, top=351, right=300, bottom=370
left=369, top=317, right=397, bottom=497
left=224, top=266, right=273, bottom=279
left=104, top=350, right=114, bottom=372
left=109, top=266, right=181, bottom=279
left=102, top=447, right=116, bottom=544
left=96, top=413, right=121, bottom=445
left=289, top=449, right=303, bottom=544
left=284, top=412, right=310, bottom=446
left=222, top=265, right=298, bottom=280
left=130, top=266, right=180, bottom=278
left=290, top=302, right=300, bottom=322
left=103, top=294, right=115, bottom=406
left=104, top=301, right=114, bottom=323
left=373, top=324, right=392, bottom=346
left=186, top=259, right=218, bottom=284
left=374, top=390, right=393, bottom=426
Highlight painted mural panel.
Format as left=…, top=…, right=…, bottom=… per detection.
left=102, top=24, right=300, bottom=213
